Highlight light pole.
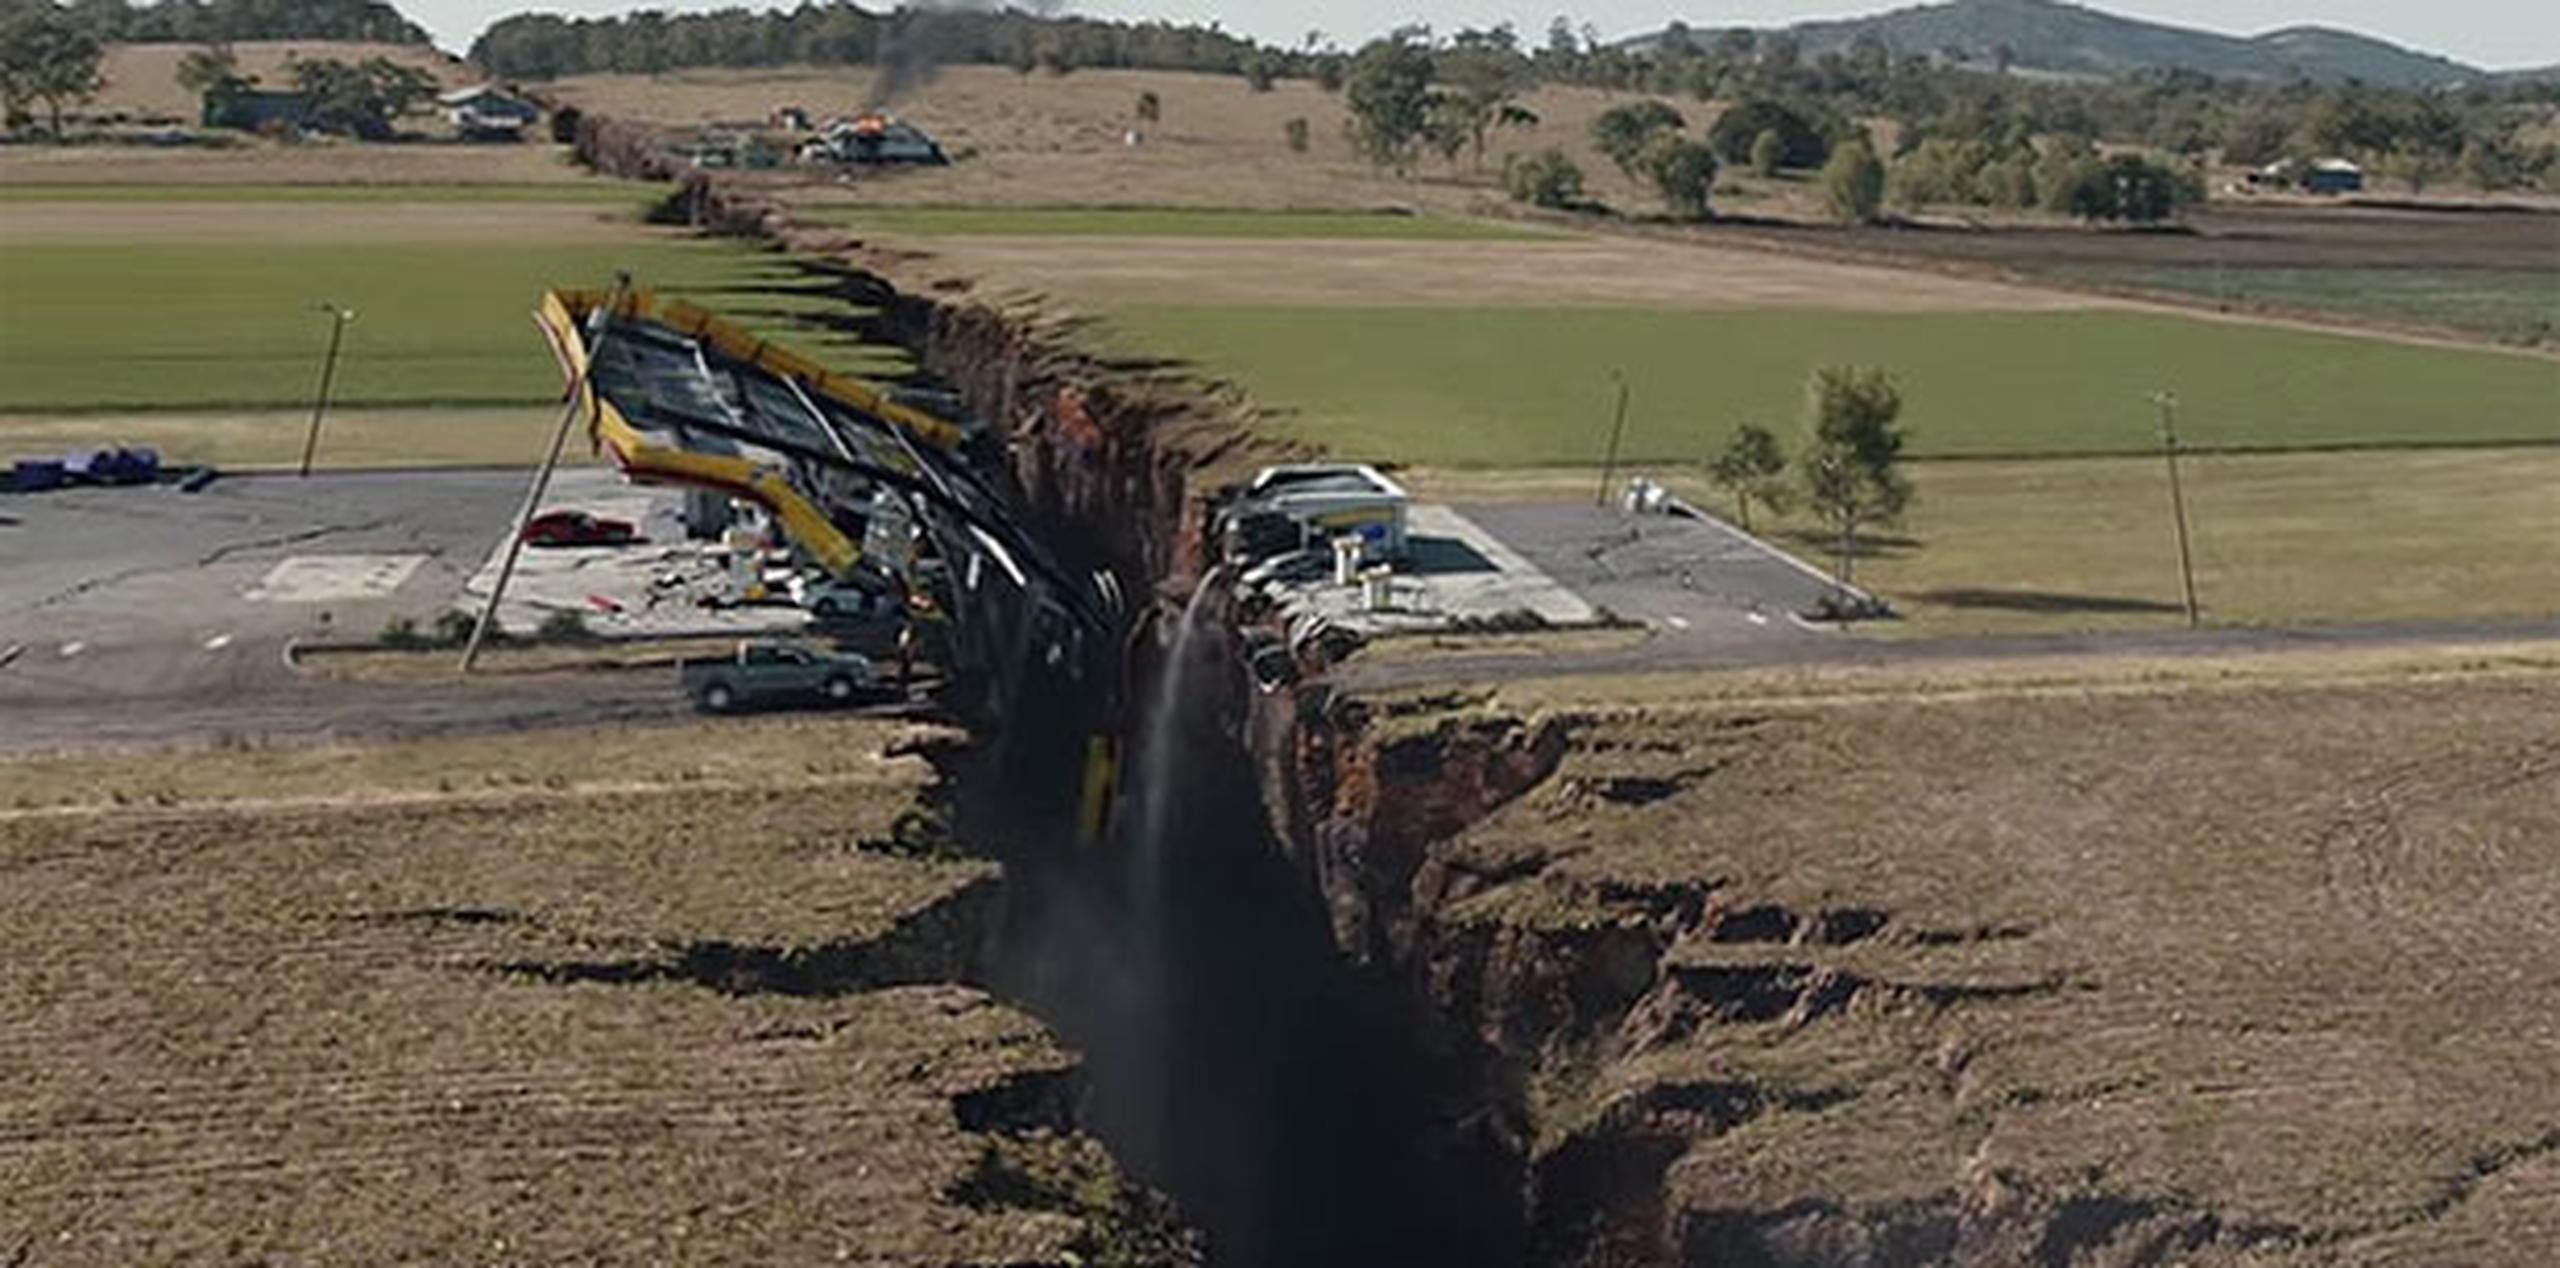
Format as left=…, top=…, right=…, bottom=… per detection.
left=2152, top=391, right=2201, bottom=629
left=462, top=275, right=631, bottom=675
left=300, top=303, right=356, bottom=478
left=1595, top=369, right=1630, bottom=509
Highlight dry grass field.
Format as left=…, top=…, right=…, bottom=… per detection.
left=0, top=717, right=1175, bottom=1263
left=85, top=40, right=464, bottom=122
left=1408, top=662, right=2560, bottom=1261
left=895, top=232, right=2100, bottom=312
left=555, top=64, right=1692, bottom=214
left=0, top=139, right=596, bottom=187
left=1409, top=447, right=2560, bottom=637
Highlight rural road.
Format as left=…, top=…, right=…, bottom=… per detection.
left=0, top=673, right=688, bottom=757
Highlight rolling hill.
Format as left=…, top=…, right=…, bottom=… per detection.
left=1637, top=0, right=2485, bottom=87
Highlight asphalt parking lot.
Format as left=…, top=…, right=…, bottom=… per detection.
left=1455, top=501, right=1843, bottom=652
left=1, top=469, right=527, bottom=709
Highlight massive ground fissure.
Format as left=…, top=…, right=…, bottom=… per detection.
left=634, top=168, right=2560, bottom=1267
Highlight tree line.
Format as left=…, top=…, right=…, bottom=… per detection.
left=469, top=5, right=1312, bottom=84
left=1321, top=23, right=2555, bottom=223
left=459, top=4, right=2557, bottom=200
left=6, top=0, right=427, bottom=45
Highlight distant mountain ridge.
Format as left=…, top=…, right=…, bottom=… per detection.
left=1634, top=0, right=2488, bottom=88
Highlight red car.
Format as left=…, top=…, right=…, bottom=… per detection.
left=522, top=510, right=639, bottom=548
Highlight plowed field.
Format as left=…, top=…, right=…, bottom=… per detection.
left=0, top=718, right=1165, bottom=1263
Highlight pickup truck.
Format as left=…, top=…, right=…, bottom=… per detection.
left=680, top=639, right=875, bottom=712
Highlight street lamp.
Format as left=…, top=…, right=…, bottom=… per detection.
left=300, top=303, right=357, bottom=478
left=2152, top=390, right=2200, bottom=629
left=1595, top=369, right=1630, bottom=509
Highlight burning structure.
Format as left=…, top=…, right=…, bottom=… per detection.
left=800, top=112, right=949, bottom=166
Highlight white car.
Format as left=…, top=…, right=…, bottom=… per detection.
left=794, top=577, right=902, bottom=623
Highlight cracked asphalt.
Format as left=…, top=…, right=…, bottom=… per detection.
left=0, top=470, right=686, bottom=754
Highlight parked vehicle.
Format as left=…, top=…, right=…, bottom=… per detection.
left=794, top=575, right=903, bottom=623
left=680, top=639, right=874, bottom=712
left=523, top=510, right=638, bottom=548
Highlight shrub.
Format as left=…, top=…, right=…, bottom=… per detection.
left=431, top=609, right=479, bottom=647
left=1134, top=90, right=1160, bottom=122
left=1641, top=135, right=1720, bottom=220
left=1283, top=116, right=1309, bottom=153
left=535, top=608, right=592, bottom=643
left=1504, top=147, right=1585, bottom=208
left=1750, top=128, right=1784, bottom=177
left=378, top=617, right=427, bottom=649
left=1822, top=141, right=1885, bottom=224
left=1590, top=99, right=1685, bottom=178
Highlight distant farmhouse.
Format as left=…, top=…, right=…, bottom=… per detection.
left=2241, top=156, right=2366, bottom=196
left=2303, top=157, right=2367, bottom=195
left=440, top=85, right=540, bottom=141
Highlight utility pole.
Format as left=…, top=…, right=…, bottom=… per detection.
left=1595, top=370, right=1630, bottom=509
left=2153, top=391, right=2201, bottom=629
left=462, top=276, right=630, bottom=674
left=299, top=304, right=355, bottom=478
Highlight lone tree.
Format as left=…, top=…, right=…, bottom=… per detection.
left=1342, top=26, right=1435, bottom=172
left=1590, top=99, right=1683, bottom=179
left=1799, top=366, right=1910, bottom=585
left=1707, top=422, right=1790, bottom=532
left=0, top=6, right=103, bottom=139
left=176, top=42, right=252, bottom=100
left=2054, top=153, right=2200, bottom=225
left=289, top=55, right=436, bottom=140
left=1821, top=139, right=1885, bottom=224
left=1640, top=133, right=1719, bottom=220
left=1434, top=25, right=1533, bottom=168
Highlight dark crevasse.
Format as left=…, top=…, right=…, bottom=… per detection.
left=970, top=612, right=1524, bottom=1268
left=665, top=222, right=1535, bottom=1265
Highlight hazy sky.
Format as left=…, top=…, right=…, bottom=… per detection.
left=411, top=1, right=2558, bottom=71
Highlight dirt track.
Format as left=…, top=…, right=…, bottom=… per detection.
left=0, top=200, right=655, bottom=244
left=897, top=233, right=2119, bottom=311
left=0, top=141, right=592, bottom=187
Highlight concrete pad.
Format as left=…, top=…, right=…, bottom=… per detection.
left=245, top=554, right=426, bottom=603
left=1247, top=502, right=1596, bottom=638
left=455, top=469, right=808, bottom=639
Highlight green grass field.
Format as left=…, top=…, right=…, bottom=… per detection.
left=1108, top=306, right=2560, bottom=462
left=803, top=205, right=1552, bottom=240
left=0, top=239, right=908, bottom=411
left=1414, top=445, right=2560, bottom=637
left=0, top=182, right=664, bottom=204
left=2059, top=265, right=2560, bottom=342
